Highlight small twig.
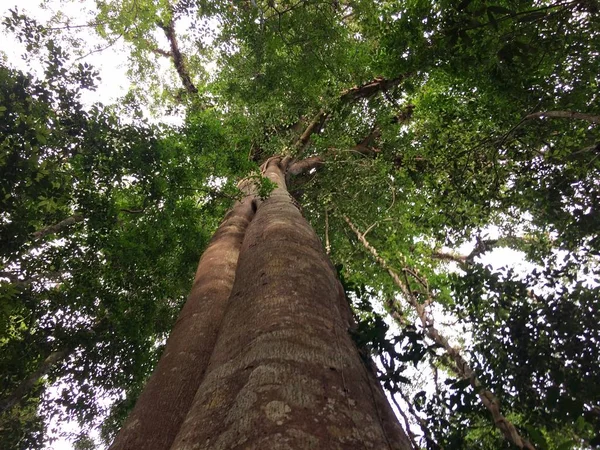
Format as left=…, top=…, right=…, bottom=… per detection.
left=325, top=209, right=331, bottom=255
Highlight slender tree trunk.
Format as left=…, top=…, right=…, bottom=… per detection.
left=109, top=196, right=256, bottom=450
left=344, top=217, right=535, bottom=450
left=169, top=157, right=412, bottom=450
left=0, top=349, right=69, bottom=414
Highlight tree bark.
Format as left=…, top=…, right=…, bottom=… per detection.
left=31, top=214, right=84, bottom=241
left=109, top=195, right=256, bottom=450
left=157, top=17, right=198, bottom=95
left=169, top=157, right=412, bottom=450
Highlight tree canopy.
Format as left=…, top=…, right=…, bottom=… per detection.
left=0, top=0, right=599, bottom=448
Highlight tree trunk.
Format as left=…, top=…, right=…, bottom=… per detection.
left=169, top=157, right=412, bottom=450
left=109, top=196, right=256, bottom=450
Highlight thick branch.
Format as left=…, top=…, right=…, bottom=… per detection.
left=287, top=156, right=325, bottom=175
left=157, top=18, right=198, bottom=94
left=340, top=75, right=407, bottom=103
left=344, top=216, right=536, bottom=450
left=431, top=251, right=468, bottom=266
left=525, top=110, right=600, bottom=125
left=149, top=45, right=173, bottom=58
left=31, top=214, right=84, bottom=241
left=398, top=390, right=435, bottom=448
left=390, top=394, right=421, bottom=450
left=291, top=74, right=409, bottom=149
left=352, top=127, right=382, bottom=155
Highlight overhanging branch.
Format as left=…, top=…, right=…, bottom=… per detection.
left=31, top=214, right=84, bottom=241
left=292, top=74, right=410, bottom=150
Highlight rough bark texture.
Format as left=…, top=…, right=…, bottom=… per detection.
left=109, top=197, right=255, bottom=450
left=344, top=216, right=535, bottom=450
left=170, top=157, right=412, bottom=450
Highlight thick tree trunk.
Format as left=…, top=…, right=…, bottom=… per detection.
left=169, top=157, right=412, bottom=450
left=109, top=196, right=255, bottom=450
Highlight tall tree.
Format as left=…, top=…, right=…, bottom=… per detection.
left=1, top=0, right=599, bottom=449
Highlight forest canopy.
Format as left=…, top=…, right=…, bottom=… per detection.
left=0, top=0, right=599, bottom=449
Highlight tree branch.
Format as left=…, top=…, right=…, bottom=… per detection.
left=431, top=251, right=468, bottom=266
left=287, top=156, right=325, bottom=175
left=293, top=110, right=327, bottom=150
left=343, top=215, right=536, bottom=450
left=31, top=214, right=84, bottom=241
left=339, top=75, right=408, bottom=103
left=525, top=110, right=600, bottom=125
left=0, top=319, right=108, bottom=415
left=291, top=74, right=409, bottom=150
left=0, top=349, right=70, bottom=414
left=146, top=41, right=173, bottom=58
left=390, top=394, right=421, bottom=450
left=156, top=17, right=198, bottom=94
left=352, top=127, right=382, bottom=155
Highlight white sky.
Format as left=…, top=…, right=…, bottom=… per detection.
left=0, top=0, right=130, bottom=104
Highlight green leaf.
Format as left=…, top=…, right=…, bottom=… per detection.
left=487, top=6, right=514, bottom=16
left=487, top=10, right=498, bottom=30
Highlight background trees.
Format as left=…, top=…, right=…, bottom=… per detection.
left=1, top=0, right=599, bottom=448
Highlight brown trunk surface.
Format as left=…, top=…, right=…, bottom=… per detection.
left=169, top=157, right=412, bottom=450
left=109, top=197, right=255, bottom=450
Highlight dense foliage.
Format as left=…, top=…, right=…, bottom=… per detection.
left=1, top=0, right=599, bottom=448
